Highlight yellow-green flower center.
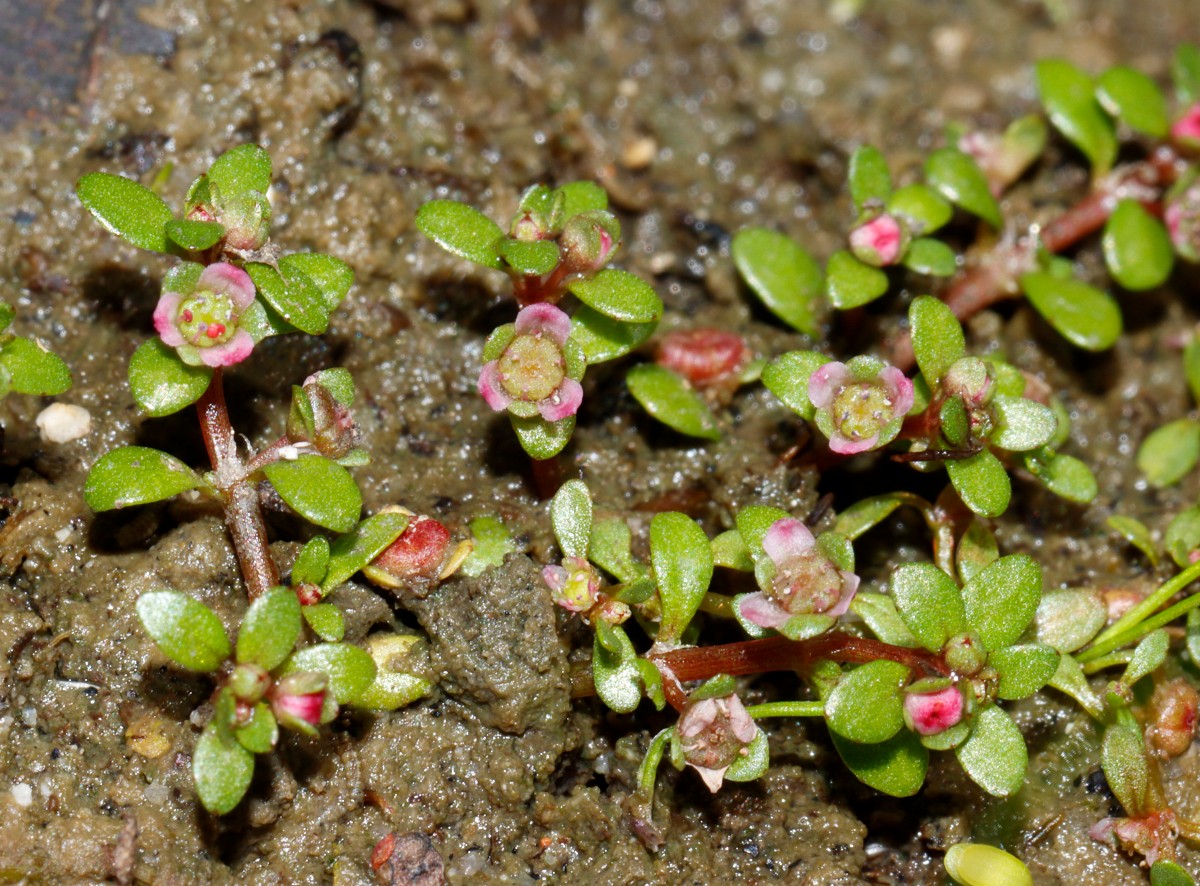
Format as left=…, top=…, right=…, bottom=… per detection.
left=831, top=381, right=893, bottom=441
left=177, top=289, right=237, bottom=348
left=771, top=555, right=842, bottom=614
left=498, top=334, right=565, bottom=401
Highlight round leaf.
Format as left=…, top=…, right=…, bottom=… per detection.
left=207, top=144, right=273, bottom=201
left=557, top=181, right=608, bottom=217
left=732, top=227, right=824, bottom=335
left=569, top=306, right=656, bottom=364
left=891, top=563, right=966, bottom=652
left=292, top=536, right=331, bottom=586
left=762, top=350, right=827, bottom=420
left=946, top=449, right=1012, bottom=519
left=234, top=703, right=278, bottom=754
left=567, top=269, right=662, bottom=324
left=236, top=586, right=302, bottom=671
left=245, top=262, right=325, bottom=335
left=903, top=238, right=958, bottom=277
left=989, top=396, right=1056, bottom=452
left=724, top=730, right=770, bottom=784
left=961, top=554, right=1042, bottom=652
left=627, top=364, right=720, bottom=441
left=85, top=446, right=205, bottom=511
left=284, top=643, right=376, bottom=704
left=497, top=239, right=560, bottom=276
left=303, top=604, right=345, bottom=642
left=128, top=338, right=212, bottom=417
left=989, top=644, right=1060, bottom=699
left=848, top=145, right=893, bottom=211
left=193, top=722, right=255, bottom=814
left=262, top=454, right=362, bottom=533
left=510, top=414, right=575, bottom=460
left=550, top=479, right=593, bottom=560
left=1167, top=505, right=1200, bottom=568
left=851, top=593, right=918, bottom=647
left=834, top=494, right=905, bottom=540
left=0, top=336, right=72, bottom=396
left=924, top=148, right=1002, bottom=229
left=137, top=591, right=231, bottom=672
left=1096, top=66, right=1169, bottom=138
left=1020, top=450, right=1098, bottom=504
left=651, top=512, right=714, bottom=646
left=1035, top=589, right=1106, bottom=654
left=75, top=172, right=174, bottom=253
left=1151, top=861, right=1196, bottom=886
left=1138, top=417, right=1200, bottom=488
left=1102, top=200, right=1174, bottom=291
left=909, top=295, right=965, bottom=386
left=955, top=705, right=1027, bottom=797
left=825, top=250, right=889, bottom=310
left=280, top=253, right=354, bottom=315
left=825, top=660, right=909, bottom=744
left=415, top=200, right=504, bottom=269
left=887, top=183, right=953, bottom=235
left=830, top=729, right=929, bottom=797
left=1035, top=59, right=1118, bottom=177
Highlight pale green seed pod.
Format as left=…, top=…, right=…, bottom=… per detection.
left=944, top=843, right=1033, bottom=886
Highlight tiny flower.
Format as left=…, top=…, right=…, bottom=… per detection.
left=364, top=511, right=453, bottom=591
left=288, top=372, right=362, bottom=460
left=677, top=693, right=758, bottom=793
left=558, top=210, right=621, bottom=276
left=655, top=328, right=749, bottom=389
left=478, top=304, right=585, bottom=422
left=187, top=188, right=271, bottom=252
left=903, top=685, right=965, bottom=736
left=542, top=556, right=602, bottom=613
left=153, top=262, right=257, bottom=367
left=271, top=672, right=328, bottom=735
left=1165, top=178, right=1200, bottom=263
left=1089, top=809, right=1178, bottom=867
left=808, top=357, right=914, bottom=455
left=739, top=518, right=859, bottom=630
left=1171, top=102, right=1200, bottom=150
left=848, top=212, right=907, bottom=267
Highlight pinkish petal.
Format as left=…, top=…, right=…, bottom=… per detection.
left=1088, top=818, right=1116, bottom=844
left=827, top=430, right=880, bottom=455
left=739, top=592, right=792, bottom=629
left=879, top=366, right=915, bottom=417
left=807, top=362, right=851, bottom=409
left=761, top=518, right=815, bottom=566
left=478, top=361, right=512, bottom=412
left=678, top=698, right=719, bottom=738
left=542, top=564, right=568, bottom=594
left=538, top=378, right=583, bottom=422
left=153, top=292, right=186, bottom=346
left=725, top=695, right=758, bottom=744
left=903, top=686, right=964, bottom=736
left=514, top=302, right=572, bottom=344
left=199, top=262, right=256, bottom=308
left=198, top=329, right=255, bottom=367
left=691, top=763, right=729, bottom=793
left=1172, top=104, right=1200, bottom=145
left=826, top=571, right=861, bottom=617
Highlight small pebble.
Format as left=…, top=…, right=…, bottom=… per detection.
left=36, top=403, right=92, bottom=443
left=10, top=784, right=32, bottom=807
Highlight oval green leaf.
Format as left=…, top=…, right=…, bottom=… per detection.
left=592, top=626, right=642, bottom=713
left=568, top=269, right=662, bottom=324
left=961, top=554, right=1042, bottom=652
left=825, top=250, right=889, bottom=310
left=762, top=350, right=827, bottom=421
left=1035, top=59, right=1118, bottom=177
left=128, top=338, right=212, bottom=417
left=76, top=172, right=174, bottom=253
left=137, top=590, right=231, bottom=672
left=415, top=200, right=504, bottom=269
left=550, top=479, right=593, bottom=560
left=825, top=660, right=909, bottom=744
left=903, top=238, right=958, bottom=277
left=888, top=184, right=953, bottom=235
left=322, top=510, right=409, bottom=593
left=848, top=145, right=893, bottom=211
left=263, top=454, right=362, bottom=533
left=0, top=336, right=72, bottom=396
left=165, top=218, right=225, bottom=252
left=234, top=703, right=278, bottom=755
left=510, top=413, right=574, bottom=460
left=627, top=364, right=720, bottom=441
left=989, top=644, right=1060, bottom=700
left=732, top=227, right=824, bottom=335
left=497, top=239, right=560, bottom=276
left=569, top=306, right=656, bottom=364
left=284, top=643, right=376, bottom=704
left=1096, top=66, right=1169, bottom=138
left=651, top=512, right=714, bottom=646
left=207, top=144, right=273, bottom=201
left=924, top=148, right=1002, bottom=229
left=236, top=586, right=302, bottom=671
left=955, top=705, right=1027, bottom=797
left=946, top=449, right=1012, bottom=519
left=1137, top=417, right=1200, bottom=488
left=831, top=729, right=929, bottom=797
left=1020, top=271, right=1122, bottom=351
left=193, top=721, right=255, bottom=814
left=990, top=396, right=1057, bottom=452
left=85, top=446, right=205, bottom=511
left=1102, top=200, right=1174, bottom=291
left=280, top=253, right=354, bottom=315
left=891, top=562, right=966, bottom=653
left=909, top=295, right=965, bottom=386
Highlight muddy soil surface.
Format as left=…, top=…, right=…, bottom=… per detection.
left=2, top=0, right=1200, bottom=882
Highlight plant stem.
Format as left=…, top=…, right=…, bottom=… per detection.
left=197, top=370, right=280, bottom=601
left=745, top=700, right=825, bottom=719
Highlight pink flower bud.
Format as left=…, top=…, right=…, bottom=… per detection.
left=271, top=672, right=329, bottom=735
left=848, top=213, right=906, bottom=267
left=1171, top=103, right=1200, bottom=150
left=655, top=329, right=749, bottom=388
left=542, top=556, right=602, bottom=613
left=903, top=685, right=964, bottom=736
left=364, top=514, right=453, bottom=590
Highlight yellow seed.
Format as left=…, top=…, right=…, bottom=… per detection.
left=125, top=713, right=171, bottom=759
left=944, top=843, right=1033, bottom=886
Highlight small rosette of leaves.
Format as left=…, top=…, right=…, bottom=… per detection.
left=0, top=301, right=72, bottom=399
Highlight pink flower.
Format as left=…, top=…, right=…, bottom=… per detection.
left=739, top=518, right=859, bottom=630
left=808, top=358, right=914, bottom=455
left=1089, top=809, right=1178, bottom=867
left=478, top=304, right=584, bottom=422
left=1171, top=103, right=1200, bottom=149
left=677, top=694, right=758, bottom=793
left=848, top=213, right=906, bottom=267
left=541, top=556, right=602, bottom=613
left=903, top=685, right=965, bottom=736
left=153, top=262, right=256, bottom=367
left=271, top=672, right=328, bottom=735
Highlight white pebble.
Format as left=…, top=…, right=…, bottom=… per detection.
left=36, top=403, right=92, bottom=443
left=10, top=784, right=32, bottom=807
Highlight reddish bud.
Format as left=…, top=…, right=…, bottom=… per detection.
left=295, top=582, right=323, bottom=606
left=1147, top=678, right=1199, bottom=759
left=364, top=514, right=453, bottom=590
left=903, top=685, right=965, bottom=736
left=655, top=329, right=749, bottom=388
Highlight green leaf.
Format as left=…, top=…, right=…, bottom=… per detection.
left=263, top=454, right=362, bottom=533
left=567, top=269, right=662, bottom=324
left=1138, top=417, right=1200, bottom=488
left=557, top=181, right=608, bottom=217
left=1123, top=629, right=1169, bottom=686
left=207, top=144, right=273, bottom=201
left=510, top=414, right=574, bottom=460
left=550, top=479, right=593, bottom=560
left=732, top=228, right=824, bottom=335
left=1035, top=589, right=1107, bottom=654
left=321, top=510, right=409, bottom=593
left=627, top=365, right=720, bottom=441
left=651, top=512, right=714, bottom=646
left=193, top=720, right=255, bottom=814
left=292, top=536, right=331, bottom=586
left=946, top=449, right=1012, bottom=518
left=848, top=145, right=893, bottom=211
left=0, top=302, right=13, bottom=332
left=234, top=703, right=278, bottom=754
left=711, top=529, right=754, bottom=571
left=1167, top=505, right=1200, bottom=568
left=955, top=705, right=1027, bottom=797
left=1174, top=44, right=1200, bottom=104
left=834, top=494, right=904, bottom=540
left=127, top=338, right=212, bottom=417
left=1106, top=515, right=1159, bottom=567
left=909, top=295, right=965, bottom=386
left=592, top=626, right=642, bottom=713
left=280, top=253, right=354, bottom=315
left=460, top=516, right=517, bottom=578
left=497, top=239, right=560, bottom=276
left=1101, top=723, right=1149, bottom=815
left=825, top=660, right=909, bottom=743
left=0, top=337, right=72, bottom=396
left=961, top=554, right=1042, bottom=652
left=236, top=586, right=302, bottom=671
left=137, top=591, right=230, bottom=672
left=589, top=519, right=646, bottom=584
left=735, top=505, right=793, bottom=562
left=1096, top=66, right=1169, bottom=138
left=725, top=729, right=770, bottom=783
left=1103, top=200, right=1174, bottom=291
left=887, top=184, right=953, bottom=235
left=1035, top=59, right=1118, bottom=177
left=762, top=350, right=828, bottom=420
left=989, top=644, right=1060, bottom=699
left=302, top=604, right=345, bottom=642
left=165, top=218, right=224, bottom=252
left=851, top=593, right=918, bottom=647
left=990, top=396, right=1056, bottom=451
left=85, top=446, right=205, bottom=511
left=1020, top=270, right=1122, bottom=351
left=75, top=172, right=174, bottom=253
left=944, top=843, right=1034, bottom=886
left=284, top=643, right=376, bottom=704
left=1048, top=653, right=1103, bottom=718
left=569, top=306, right=656, bottom=364
left=924, top=148, right=1002, bottom=228
left=355, top=634, right=432, bottom=711
left=1151, top=860, right=1196, bottom=886
left=903, top=238, right=958, bottom=277
left=956, top=519, right=999, bottom=584
left=1185, top=339, right=1200, bottom=405
left=825, top=250, right=889, bottom=309
left=1020, top=449, right=1098, bottom=503
left=415, top=200, right=503, bottom=269
left=831, top=729, right=928, bottom=797
left=891, top=563, right=966, bottom=652
left=1188, top=608, right=1200, bottom=667
left=244, top=262, right=320, bottom=335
